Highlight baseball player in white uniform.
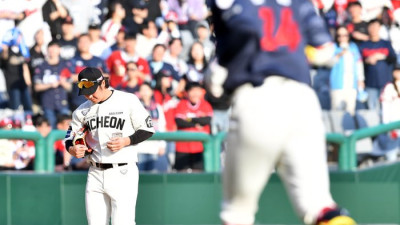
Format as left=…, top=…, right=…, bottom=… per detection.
left=64, top=67, right=155, bottom=225
left=210, top=0, right=356, bottom=225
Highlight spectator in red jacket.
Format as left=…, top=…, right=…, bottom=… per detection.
left=106, top=33, right=151, bottom=87
left=174, top=82, right=213, bottom=172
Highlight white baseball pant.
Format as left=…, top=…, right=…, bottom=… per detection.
left=86, top=163, right=139, bottom=225
left=220, top=76, right=336, bottom=225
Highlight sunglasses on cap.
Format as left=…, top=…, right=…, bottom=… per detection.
left=77, top=77, right=103, bottom=89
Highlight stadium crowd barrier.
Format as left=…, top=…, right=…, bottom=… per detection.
left=1, top=120, right=400, bottom=172
left=0, top=130, right=226, bottom=172
left=326, top=120, right=400, bottom=170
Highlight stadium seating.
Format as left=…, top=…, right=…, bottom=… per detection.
left=323, top=109, right=399, bottom=167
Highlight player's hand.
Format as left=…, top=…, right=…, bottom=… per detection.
left=69, top=144, right=90, bottom=158
left=107, top=137, right=129, bottom=152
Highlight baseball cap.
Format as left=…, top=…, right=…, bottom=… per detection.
left=157, top=69, right=172, bottom=78
left=77, top=67, right=104, bottom=96
left=165, top=11, right=178, bottom=23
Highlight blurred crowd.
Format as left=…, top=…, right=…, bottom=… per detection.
left=0, top=0, right=224, bottom=173
left=311, top=0, right=400, bottom=115
left=1, top=0, right=400, bottom=172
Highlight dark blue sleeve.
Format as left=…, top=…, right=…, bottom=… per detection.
left=298, top=0, right=332, bottom=47
left=64, top=126, right=73, bottom=152
left=211, top=0, right=260, bottom=66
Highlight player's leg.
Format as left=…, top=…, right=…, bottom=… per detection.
left=220, top=79, right=290, bottom=224
left=86, top=167, right=111, bottom=225
left=106, top=163, right=139, bottom=225
left=276, top=80, right=338, bottom=224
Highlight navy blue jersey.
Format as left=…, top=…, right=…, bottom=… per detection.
left=358, top=40, right=397, bottom=89
left=59, top=38, right=78, bottom=61
left=34, top=60, right=73, bottom=110
left=211, top=0, right=332, bottom=92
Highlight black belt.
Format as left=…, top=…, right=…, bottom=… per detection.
left=91, top=162, right=128, bottom=170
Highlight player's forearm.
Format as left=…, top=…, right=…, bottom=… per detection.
left=128, top=130, right=154, bottom=145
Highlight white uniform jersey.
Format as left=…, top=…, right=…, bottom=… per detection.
left=70, top=90, right=155, bottom=163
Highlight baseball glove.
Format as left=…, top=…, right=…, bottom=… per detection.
left=73, top=127, right=87, bottom=145
left=73, top=127, right=92, bottom=156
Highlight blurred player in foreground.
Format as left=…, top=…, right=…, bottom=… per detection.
left=209, top=0, right=356, bottom=224
left=64, top=67, right=154, bottom=224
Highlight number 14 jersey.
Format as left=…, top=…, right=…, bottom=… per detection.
left=211, top=0, right=332, bottom=93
